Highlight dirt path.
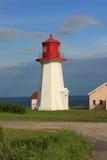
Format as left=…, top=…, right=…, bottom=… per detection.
left=0, top=121, right=107, bottom=160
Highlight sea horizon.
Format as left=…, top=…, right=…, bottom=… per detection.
left=0, top=96, right=89, bottom=108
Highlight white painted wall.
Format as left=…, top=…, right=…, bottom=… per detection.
left=37, top=61, right=69, bottom=110
left=31, top=99, right=37, bottom=110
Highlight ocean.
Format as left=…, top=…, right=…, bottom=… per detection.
left=0, top=96, right=89, bottom=108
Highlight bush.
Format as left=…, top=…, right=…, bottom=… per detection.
left=0, top=103, right=26, bottom=114
left=0, top=129, right=92, bottom=160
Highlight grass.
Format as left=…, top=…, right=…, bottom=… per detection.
left=0, top=109, right=107, bottom=122
left=0, top=128, right=92, bottom=160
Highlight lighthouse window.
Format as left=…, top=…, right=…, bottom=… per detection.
left=50, top=45, right=55, bottom=52
left=43, top=46, right=46, bottom=52
left=54, top=46, right=56, bottom=51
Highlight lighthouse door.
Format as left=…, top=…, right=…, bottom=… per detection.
left=60, top=88, right=69, bottom=110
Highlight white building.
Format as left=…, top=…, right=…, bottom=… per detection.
left=31, top=92, right=38, bottom=110
left=36, top=35, right=69, bottom=111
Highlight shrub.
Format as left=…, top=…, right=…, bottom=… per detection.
left=0, top=129, right=92, bottom=160
left=0, top=103, right=26, bottom=114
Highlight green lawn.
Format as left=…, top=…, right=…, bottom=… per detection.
left=0, top=128, right=92, bottom=160
left=0, top=109, right=107, bottom=122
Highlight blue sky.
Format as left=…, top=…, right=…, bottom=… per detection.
left=0, top=0, right=107, bottom=96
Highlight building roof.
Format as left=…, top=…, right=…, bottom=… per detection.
left=31, top=92, right=38, bottom=99
left=88, top=83, right=107, bottom=95
left=42, top=34, right=60, bottom=44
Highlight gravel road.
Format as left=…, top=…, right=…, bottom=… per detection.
left=0, top=121, right=107, bottom=160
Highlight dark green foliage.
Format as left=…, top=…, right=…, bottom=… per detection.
left=0, top=129, right=92, bottom=160
left=0, top=103, right=26, bottom=114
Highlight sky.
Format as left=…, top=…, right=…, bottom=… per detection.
left=0, top=0, right=107, bottom=96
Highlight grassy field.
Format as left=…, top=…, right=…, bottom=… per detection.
left=0, top=109, right=107, bottom=122
left=0, top=128, right=92, bottom=160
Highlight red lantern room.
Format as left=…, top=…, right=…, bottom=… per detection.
left=36, top=34, right=67, bottom=63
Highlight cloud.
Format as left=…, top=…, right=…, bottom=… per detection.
left=60, top=34, right=107, bottom=59
left=1, top=46, right=38, bottom=55
left=96, top=35, right=107, bottom=49
left=63, top=58, right=107, bottom=95
left=0, top=28, right=22, bottom=41
left=0, top=28, right=47, bottom=42
left=86, top=35, right=107, bottom=58
left=0, top=61, right=40, bottom=97
left=58, top=15, right=101, bottom=35
left=0, top=15, right=56, bottom=26
left=0, top=58, right=107, bottom=96
left=0, top=28, right=47, bottom=64
left=0, top=61, right=28, bottom=69
left=16, top=47, right=38, bottom=54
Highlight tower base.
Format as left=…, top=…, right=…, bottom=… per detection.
left=37, top=61, right=69, bottom=111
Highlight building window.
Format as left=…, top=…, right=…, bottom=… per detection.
left=93, top=100, right=96, bottom=105
left=100, top=100, right=103, bottom=105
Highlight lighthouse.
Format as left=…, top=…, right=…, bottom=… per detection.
left=36, top=35, right=69, bottom=110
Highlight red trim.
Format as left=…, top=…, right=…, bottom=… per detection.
left=31, top=92, right=38, bottom=99
left=36, top=57, right=67, bottom=63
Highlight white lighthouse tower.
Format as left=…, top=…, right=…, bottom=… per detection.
left=36, top=35, right=69, bottom=110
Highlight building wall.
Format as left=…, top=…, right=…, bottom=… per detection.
left=89, top=85, right=107, bottom=110
left=106, top=99, right=107, bottom=110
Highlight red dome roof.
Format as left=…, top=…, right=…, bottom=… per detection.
left=36, top=34, right=67, bottom=63
left=31, top=92, right=38, bottom=99
left=42, top=34, right=60, bottom=44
